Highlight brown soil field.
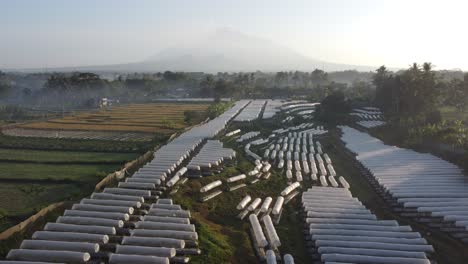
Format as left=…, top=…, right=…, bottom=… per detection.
left=17, top=103, right=209, bottom=134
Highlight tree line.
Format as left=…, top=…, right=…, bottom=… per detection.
left=1, top=67, right=466, bottom=113
left=372, top=63, right=468, bottom=150
left=0, top=69, right=378, bottom=107
left=374, top=63, right=468, bottom=123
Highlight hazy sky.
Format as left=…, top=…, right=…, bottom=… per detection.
left=1, top=0, right=467, bottom=70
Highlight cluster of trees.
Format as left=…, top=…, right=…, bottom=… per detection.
left=1, top=67, right=465, bottom=115
left=0, top=105, right=27, bottom=121
left=0, top=71, right=11, bottom=98
left=373, top=63, right=468, bottom=149
left=198, top=69, right=374, bottom=101
left=273, top=69, right=328, bottom=88
left=0, top=69, right=378, bottom=109
left=374, top=63, right=468, bottom=123
left=443, top=73, right=468, bottom=111
left=374, top=63, right=440, bottom=123
left=2, top=71, right=198, bottom=108
left=0, top=71, right=200, bottom=108
left=43, top=73, right=105, bottom=92
left=199, top=73, right=258, bottom=100
left=272, top=70, right=373, bottom=88
left=316, top=90, right=351, bottom=124
left=39, top=73, right=118, bottom=108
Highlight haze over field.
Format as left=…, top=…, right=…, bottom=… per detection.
left=1, top=0, right=467, bottom=72
left=3, top=2, right=468, bottom=263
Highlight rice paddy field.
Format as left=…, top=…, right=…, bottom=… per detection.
left=0, top=103, right=202, bottom=233
left=0, top=148, right=139, bottom=232
left=1, top=129, right=156, bottom=142
left=0, top=163, right=117, bottom=182
left=0, top=183, right=84, bottom=230
left=0, top=148, right=137, bottom=163
left=6, top=103, right=210, bottom=141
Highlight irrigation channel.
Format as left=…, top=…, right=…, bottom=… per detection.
left=2, top=99, right=468, bottom=264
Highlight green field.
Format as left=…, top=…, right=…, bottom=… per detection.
left=0, top=154, right=125, bottom=232
left=0, top=147, right=140, bottom=233
left=0, top=133, right=159, bottom=153
left=0, top=183, right=84, bottom=216
left=0, top=163, right=119, bottom=182
left=440, top=106, right=468, bottom=123
left=0, top=105, right=157, bottom=234
left=0, top=182, right=87, bottom=232
left=0, top=148, right=138, bottom=163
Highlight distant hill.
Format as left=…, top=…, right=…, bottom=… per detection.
left=9, top=28, right=377, bottom=73
left=140, top=28, right=377, bottom=72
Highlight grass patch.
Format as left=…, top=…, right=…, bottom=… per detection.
left=0, top=148, right=138, bottom=163
left=0, top=201, right=70, bottom=257
left=189, top=213, right=240, bottom=264
left=0, top=148, right=127, bottom=232
left=0, top=182, right=88, bottom=232
left=0, top=183, right=84, bottom=216
left=0, top=162, right=118, bottom=182
left=0, top=133, right=160, bottom=153
left=440, top=106, right=468, bottom=123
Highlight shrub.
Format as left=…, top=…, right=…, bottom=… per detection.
left=206, top=102, right=233, bottom=119
left=184, top=110, right=206, bottom=125
left=316, top=91, right=351, bottom=124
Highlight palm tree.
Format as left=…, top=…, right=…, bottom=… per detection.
left=423, top=62, right=432, bottom=72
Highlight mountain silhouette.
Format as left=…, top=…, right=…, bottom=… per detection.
left=12, top=28, right=375, bottom=73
